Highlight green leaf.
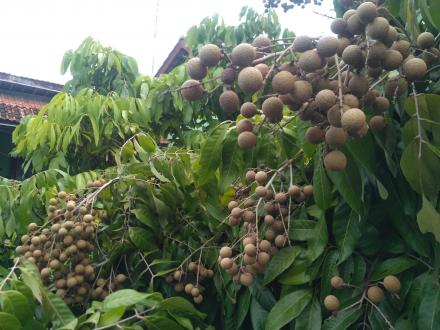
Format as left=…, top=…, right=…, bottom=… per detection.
left=42, top=292, right=75, bottom=328
left=333, top=204, right=361, bottom=264
left=1, top=290, right=32, bottom=325
left=306, top=215, right=327, bottom=262
left=295, top=297, right=321, bottom=330
left=144, top=316, right=185, bottom=330
left=197, top=122, right=230, bottom=185
left=418, top=279, right=440, bottom=330
left=371, top=257, right=418, bottom=281
left=97, top=306, right=126, bottom=327
left=289, top=220, right=315, bottom=241
left=0, top=312, right=23, bottom=330
left=250, top=298, right=268, bottom=330
left=137, top=133, right=156, bottom=153
left=128, top=227, right=157, bottom=252
left=322, top=308, right=363, bottom=330
left=103, top=290, right=154, bottom=310
left=400, top=139, right=440, bottom=200
left=327, top=151, right=364, bottom=215
left=320, top=250, right=339, bottom=300
left=249, top=277, right=277, bottom=311
left=159, top=297, right=205, bottom=320
left=264, top=289, right=312, bottom=330
left=417, top=195, right=440, bottom=242
left=236, top=289, right=251, bottom=328
left=264, top=246, right=302, bottom=284
left=313, top=149, right=332, bottom=210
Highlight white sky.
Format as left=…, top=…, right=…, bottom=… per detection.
left=0, top=0, right=333, bottom=84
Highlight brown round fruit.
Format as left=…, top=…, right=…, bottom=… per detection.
left=236, top=119, right=253, bottom=134
left=187, top=57, right=207, bottom=80
left=240, top=102, right=258, bottom=118
left=348, top=75, right=369, bottom=98
left=256, top=186, right=268, bottom=197
left=255, top=171, right=268, bottom=185
left=180, top=80, right=204, bottom=101
left=366, top=17, right=390, bottom=41
left=367, top=286, right=385, bottom=303
left=231, top=43, right=256, bottom=67
left=292, top=80, right=313, bottom=102
left=298, top=50, right=323, bottom=73
left=219, top=90, right=240, bottom=113
left=237, top=131, right=257, bottom=149
left=324, top=295, right=340, bottom=311
left=199, top=44, right=221, bottom=67
left=244, top=244, right=257, bottom=257
left=274, top=235, right=287, bottom=247
left=221, top=68, right=236, bottom=84
left=220, top=258, right=233, bottom=270
left=303, top=185, right=313, bottom=197
left=219, top=246, right=233, bottom=258
left=262, top=97, right=283, bottom=123
left=255, top=63, right=270, bottom=78
left=252, top=35, right=271, bottom=49
left=238, top=67, right=263, bottom=94
left=382, top=50, right=403, bottom=71
left=357, top=1, right=377, bottom=23
left=272, top=71, right=296, bottom=94
left=347, top=13, right=365, bottom=35
left=373, top=96, right=389, bottom=114
left=324, top=150, right=347, bottom=171
left=317, top=36, right=339, bottom=57
left=293, top=35, right=313, bottom=52
left=306, top=126, right=325, bottom=145
left=369, top=115, right=386, bottom=130
left=417, top=32, right=435, bottom=50
left=402, top=58, right=428, bottom=81
left=383, top=275, right=401, bottom=293
left=239, top=272, right=254, bottom=286
left=325, top=126, right=348, bottom=146
left=341, top=108, right=366, bottom=132
left=342, top=45, right=363, bottom=67
left=330, top=276, right=344, bottom=289
left=315, top=89, right=336, bottom=110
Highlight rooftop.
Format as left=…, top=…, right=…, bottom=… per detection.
left=0, top=73, right=63, bottom=126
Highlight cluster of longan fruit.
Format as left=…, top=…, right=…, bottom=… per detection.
left=180, top=1, right=438, bottom=172
left=15, top=190, right=125, bottom=305
left=218, top=166, right=313, bottom=286
left=164, top=261, right=214, bottom=304
left=324, top=274, right=401, bottom=312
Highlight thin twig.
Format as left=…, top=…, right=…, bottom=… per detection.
left=411, top=82, right=423, bottom=158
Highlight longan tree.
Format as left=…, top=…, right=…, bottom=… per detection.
left=1, top=1, right=440, bottom=329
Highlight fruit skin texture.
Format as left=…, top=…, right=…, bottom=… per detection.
left=348, top=75, right=369, bottom=98
left=402, top=58, right=428, bottom=81
left=221, top=68, right=236, bottom=84
left=292, top=80, right=313, bottom=102
left=272, top=71, right=296, bottom=94
left=240, top=102, right=258, bottom=118
left=417, top=32, right=435, bottom=50
left=369, top=115, right=386, bottom=130
left=382, top=50, right=403, bottom=71
left=366, top=17, right=390, bottom=41
left=357, top=1, right=377, bottom=23
left=219, top=90, right=240, bottom=113
left=325, top=126, right=348, bottom=146
left=293, top=35, right=313, bottom=52
left=262, top=97, right=284, bottom=123
left=330, top=276, right=344, bottom=289
left=199, top=44, right=221, bottom=67
left=315, top=89, right=336, bottom=110
left=317, top=36, right=339, bottom=57
left=373, top=96, right=389, bottom=114
left=231, top=43, right=256, bottom=67
left=342, top=45, right=364, bottom=67
left=187, top=58, right=207, bottom=80
left=383, top=275, right=401, bottom=293
left=181, top=80, right=204, bottom=101
left=367, top=286, right=385, bottom=303
left=324, top=295, right=340, bottom=311
left=236, top=119, right=253, bottom=134
left=237, top=132, right=257, bottom=149
left=240, top=272, right=254, bottom=286
left=298, top=50, right=323, bottom=73
left=306, top=126, right=325, bottom=145
left=341, top=108, right=366, bottom=133
left=252, top=35, right=271, bottom=49
left=237, top=67, right=263, bottom=94
left=324, top=150, right=347, bottom=171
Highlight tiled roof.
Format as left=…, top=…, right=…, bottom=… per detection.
left=0, top=93, right=48, bottom=123
left=0, top=73, right=63, bottom=125
left=155, top=38, right=189, bottom=77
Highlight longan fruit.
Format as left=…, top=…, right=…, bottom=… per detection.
left=191, top=287, right=200, bottom=297
left=255, top=186, right=268, bottom=198
left=274, top=192, right=287, bottom=204
left=369, top=115, right=387, bottom=130
left=193, top=294, right=203, bottom=304
left=66, top=277, right=77, bottom=288
left=259, top=240, right=271, bottom=252
left=244, top=244, right=257, bottom=257
left=367, top=286, right=385, bottom=303
left=220, top=258, right=233, bottom=270
left=257, top=252, right=271, bottom=265
left=115, top=274, right=127, bottom=283
left=185, top=283, right=194, bottom=294
left=288, top=185, right=301, bottom=197
left=341, top=108, right=366, bottom=133
left=324, top=295, right=340, bottom=311
left=255, top=171, right=268, bottom=185
left=324, top=150, right=347, bottom=172
left=174, top=282, right=184, bottom=293
left=246, top=170, right=256, bottom=182
left=239, top=272, right=254, bottom=286
left=303, top=185, right=313, bottom=197
left=330, top=276, right=344, bottom=289
left=173, top=270, right=183, bottom=281
left=383, top=275, right=401, bottom=293
left=28, top=223, right=38, bottom=231
left=219, top=246, right=232, bottom=258
left=274, top=235, right=287, bottom=247
left=66, top=200, right=76, bottom=211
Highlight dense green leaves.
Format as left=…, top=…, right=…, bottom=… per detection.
left=313, top=150, right=332, bottom=210
left=371, top=257, right=418, bottom=281
left=265, top=289, right=312, bottom=330
left=263, top=246, right=302, bottom=284
left=333, top=204, right=361, bottom=264
left=417, top=196, right=440, bottom=242
left=322, top=308, right=363, bottom=330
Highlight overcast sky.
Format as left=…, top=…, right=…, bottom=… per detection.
left=0, top=0, right=333, bottom=84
